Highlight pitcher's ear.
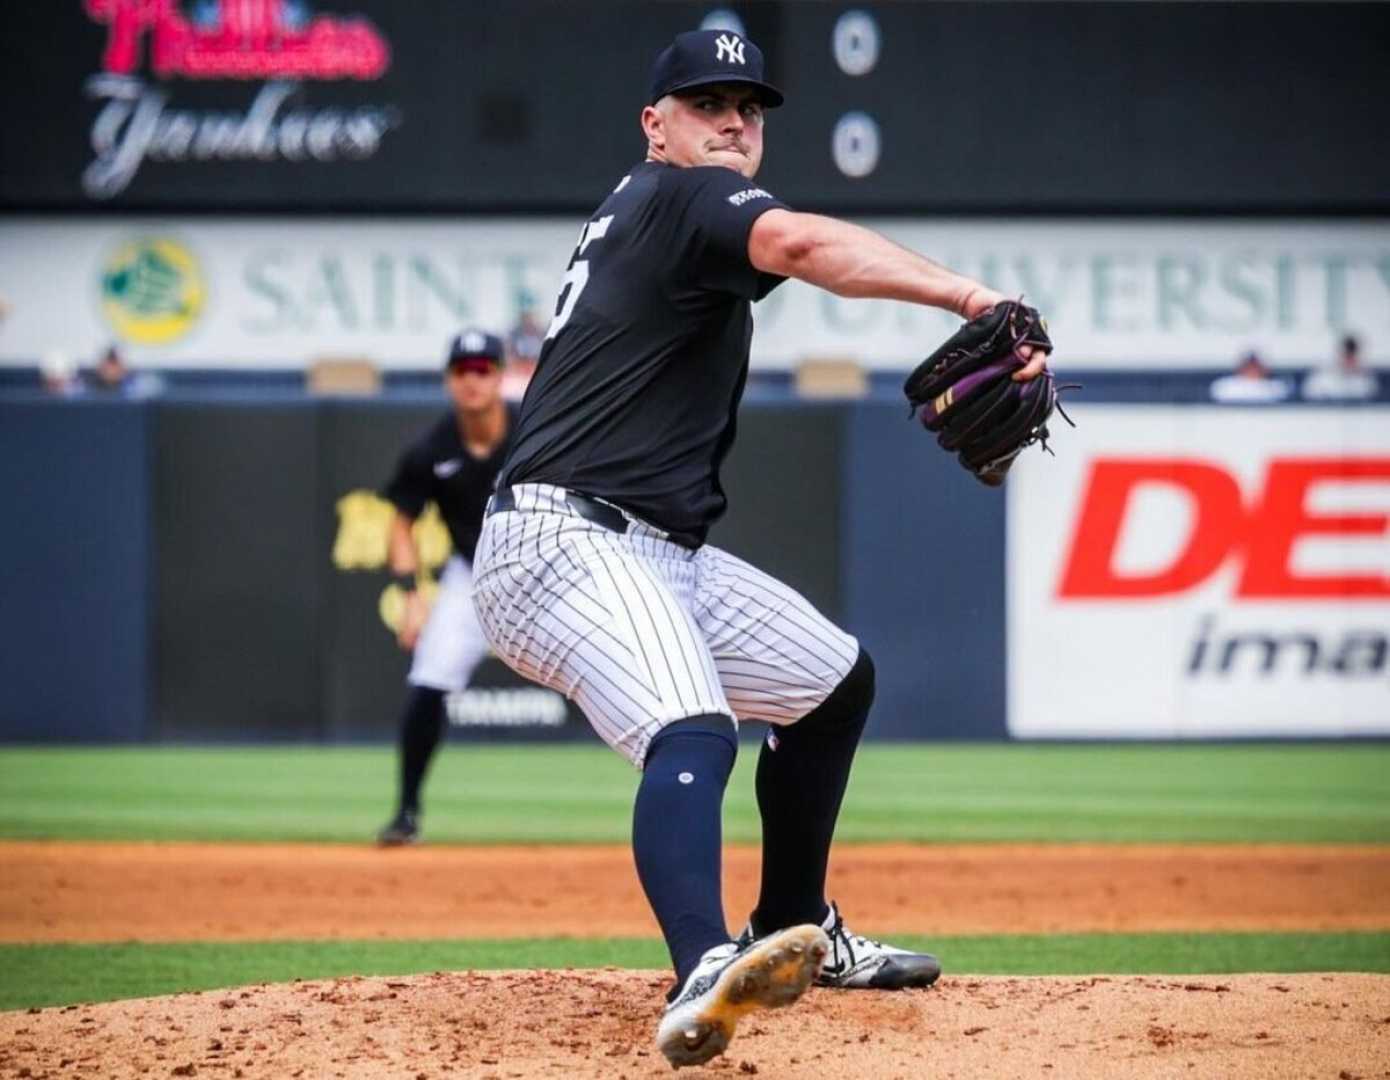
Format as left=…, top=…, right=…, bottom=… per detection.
left=641, top=104, right=665, bottom=148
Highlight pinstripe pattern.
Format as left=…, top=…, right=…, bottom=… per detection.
left=472, top=484, right=857, bottom=766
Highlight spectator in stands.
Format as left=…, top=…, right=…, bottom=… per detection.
left=501, top=305, right=545, bottom=402
left=1209, top=350, right=1291, bottom=404
left=40, top=349, right=82, bottom=396
left=85, top=342, right=165, bottom=399
left=1302, top=334, right=1377, bottom=402
left=87, top=344, right=131, bottom=392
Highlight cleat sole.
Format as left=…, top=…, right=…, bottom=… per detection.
left=657, top=925, right=829, bottom=1069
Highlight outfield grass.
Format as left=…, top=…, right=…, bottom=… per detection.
left=3, top=932, right=1387, bottom=1012
left=1, top=744, right=1387, bottom=844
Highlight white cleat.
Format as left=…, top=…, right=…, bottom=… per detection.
left=655, top=924, right=830, bottom=1069
left=737, top=900, right=942, bottom=990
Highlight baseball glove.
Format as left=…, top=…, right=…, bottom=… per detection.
left=904, top=299, right=1073, bottom=487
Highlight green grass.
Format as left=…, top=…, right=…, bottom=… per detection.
left=1, top=744, right=1387, bottom=844
left=3, top=747, right=1382, bottom=1017
left=3, top=932, right=1387, bottom=1012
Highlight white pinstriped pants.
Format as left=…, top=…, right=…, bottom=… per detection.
left=471, top=483, right=859, bottom=766
left=407, top=556, right=490, bottom=693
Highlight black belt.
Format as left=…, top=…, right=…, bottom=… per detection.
left=490, top=486, right=702, bottom=551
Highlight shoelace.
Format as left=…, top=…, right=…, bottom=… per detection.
left=827, top=912, right=890, bottom=971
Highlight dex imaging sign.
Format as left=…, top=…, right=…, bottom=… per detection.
left=1008, top=407, right=1390, bottom=737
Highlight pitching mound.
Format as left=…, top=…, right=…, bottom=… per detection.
left=3, top=971, right=1387, bottom=1079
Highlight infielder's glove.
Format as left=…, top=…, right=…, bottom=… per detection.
left=903, top=299, right=1074, bottom=487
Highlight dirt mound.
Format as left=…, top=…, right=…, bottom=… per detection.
left=5, top=842, right=1389, bottom=942
left=3, top=971, right=1387, bottom=1079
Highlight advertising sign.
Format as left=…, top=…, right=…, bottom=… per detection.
left=1007, top=406, right=1390, bottom=737
left=3, top=4, right=1386, bottom=214
left=80, top=0, right=398, bottom=200
left=2, top=219, right=1386, bottom=369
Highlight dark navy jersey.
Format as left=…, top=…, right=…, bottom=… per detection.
left=498, top=161, right=789, bottom=542
left=384, top=408, right=516, bottom=563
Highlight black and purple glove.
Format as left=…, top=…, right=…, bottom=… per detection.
left=904, top=299, right=1074, bottom=487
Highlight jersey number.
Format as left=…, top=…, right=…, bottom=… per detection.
left=545, top=214, right=614, bottom=341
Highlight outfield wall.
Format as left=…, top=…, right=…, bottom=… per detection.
left=1, top=396, right=1386, bottom=744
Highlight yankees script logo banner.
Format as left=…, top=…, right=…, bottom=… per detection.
left=1007, top=405, right=1390, bottom=737
left=82, top=0, right=398, bottom=198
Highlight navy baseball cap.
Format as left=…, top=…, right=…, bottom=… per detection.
left=649, top=29, right=784, bottom=108
left=445, top=328, right=504, bottom=371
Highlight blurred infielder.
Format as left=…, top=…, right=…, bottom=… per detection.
left=470, top=29, right=1050, bottom=1067
left=377, top=330, right=514, bottom=846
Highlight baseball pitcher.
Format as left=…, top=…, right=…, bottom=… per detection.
left=470, top=29, right=1053, bottom=1068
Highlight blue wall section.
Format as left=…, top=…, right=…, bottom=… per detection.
left=21, top=390, right=1342, bottom=744
left=0, top=400, right=149, bottom=741
left=151, top=403, right=324, bottom=743
left=843, top=403, right=1008, bottom=739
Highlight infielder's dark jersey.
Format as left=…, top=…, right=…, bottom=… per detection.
left=498, top=161, right=789, bottom=542
left=385, top=408, right=516, bottom=562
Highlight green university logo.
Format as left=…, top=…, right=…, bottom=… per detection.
left=100, top=238, right=206, bottom=345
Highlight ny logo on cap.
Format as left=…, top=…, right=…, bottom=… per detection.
left=463, top=331, right=485, bottom=353
left=715, top=33, right=746, bottom=64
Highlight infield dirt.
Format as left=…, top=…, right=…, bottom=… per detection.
left=5, top=841, right=1389, bottom=1078
left=4, top=841, right=1389, bottom=941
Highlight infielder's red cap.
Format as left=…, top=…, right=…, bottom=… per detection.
left=649, top=29, right=784, bottom=108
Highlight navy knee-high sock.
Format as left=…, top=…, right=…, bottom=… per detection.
left=751, top=648, right=875, bottom=934
left=633, top=715, right=737, bottom=985
left=397, top=686, right=447, bottom=815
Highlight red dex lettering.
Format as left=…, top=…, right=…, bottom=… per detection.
left=1058, top=458, right=1390, bottom=599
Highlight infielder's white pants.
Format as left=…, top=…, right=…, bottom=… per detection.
left=471, top=483, right=859, bottom=766
left=409, top=555, right=491, bottom=692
